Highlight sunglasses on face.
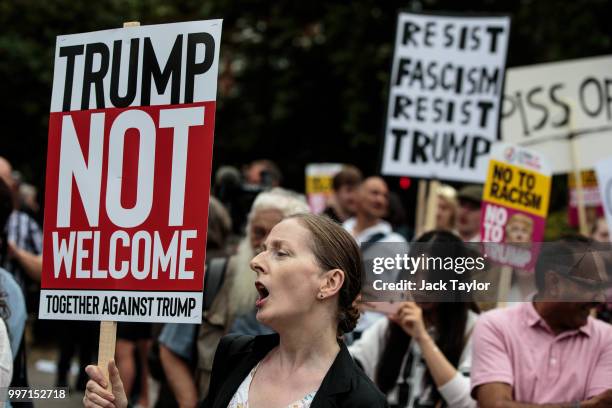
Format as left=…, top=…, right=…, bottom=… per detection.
left=556, top=272, right=609, bottom=290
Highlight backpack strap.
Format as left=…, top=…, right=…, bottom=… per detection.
left=361, top=232, right=387, bottom=252
left=203, top=257, right=229, bottom=311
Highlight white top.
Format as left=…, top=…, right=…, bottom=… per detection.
left=342, top=218, right=409, bottom=333
left=0, top=318, right=12, bottom=390
left=228, top=362, right=317, bottom=408
left=342, top=218, right=407, bottom=245
left=349, top=311, right=478, bottom=408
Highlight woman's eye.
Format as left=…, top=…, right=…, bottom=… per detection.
left=275, top=250, right=288, bottom=257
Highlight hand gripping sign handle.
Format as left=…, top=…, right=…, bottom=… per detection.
left=95, top=20, right=140, bottom=393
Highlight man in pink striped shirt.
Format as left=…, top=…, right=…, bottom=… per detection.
left=472, top=236, right=612, bottom=408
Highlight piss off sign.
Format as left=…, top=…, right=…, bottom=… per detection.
left=39, top=20, right=222, bottom=323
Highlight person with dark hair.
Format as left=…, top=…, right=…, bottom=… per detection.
left=350, top=231, right=478, bottom=408
left=244, top=159, right=282, bottom=188
left=385, top=191, right=410, bottom=240
left=472, top=235, right=612, bottom=408
left=456, top=185, right=483, bottom=242
left=83, top=214, right=387, bottom=408
left=591, top=218, right=612, bottom=323
left=322, top=165, right=362, bottom=223
left=219, top=160, right=283, bottom=235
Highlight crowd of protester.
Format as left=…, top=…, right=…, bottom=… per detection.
left=0, top=155, right=611, bottom=407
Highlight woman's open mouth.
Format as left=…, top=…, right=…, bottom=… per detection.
left=255, top=281, right=270, bottom=308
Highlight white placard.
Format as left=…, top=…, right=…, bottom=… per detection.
left=381, top=12, right=511, bottom=182
left=595, top=156, right=612, bottom=235
left=502, top=56, right=612, bottom=174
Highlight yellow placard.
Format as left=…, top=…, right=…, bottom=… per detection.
left=568, top=170, right=597, bottom=188
left=306, top=176, right=334, bottom=195
left=483, top=160, right=551, bottom=218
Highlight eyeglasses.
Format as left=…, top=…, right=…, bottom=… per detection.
left=556, top=272, right=611, bottom=291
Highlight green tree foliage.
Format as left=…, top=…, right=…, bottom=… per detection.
left=1, top=0, right=611, bottom=192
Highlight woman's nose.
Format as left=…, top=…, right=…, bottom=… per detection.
left=250, top=252, right=265, bottom=275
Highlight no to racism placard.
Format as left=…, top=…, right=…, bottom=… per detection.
left=39, top=20, right=222, bottom=323
left=502, top=56, right=612, bottom=174
left=481, top=144, right=551, bottom=269
left=567, top=170, right=603, bottom=228
left=381, top=12, right=510, bottom=182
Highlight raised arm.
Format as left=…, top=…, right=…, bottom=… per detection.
left=391, top=302, right=474, bottom=408
left=8, top=242, right=42, bottom=281
left=160, top=344, right=198, bottom=408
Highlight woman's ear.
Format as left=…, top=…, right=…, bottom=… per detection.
left=319, top=269, right=345, bottom=299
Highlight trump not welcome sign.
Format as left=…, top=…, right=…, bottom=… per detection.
left=39, top=20, right=222, bottom=323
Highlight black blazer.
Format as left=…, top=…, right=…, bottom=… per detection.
left=201, top=333, right=388, bottom=408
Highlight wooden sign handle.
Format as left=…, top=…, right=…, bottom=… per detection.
left=423, top=180, right=440, bottom=233
left=97, top=321, right=117, bottom=391
left=564, top=96, right=589, bottom=236
left=415, top=180, right=427, bottom=238
left=96, top=20, right=141, bottom=391
left=572, top=165, right=589, bottom=236
left=496, top=266, right=513, bottom=308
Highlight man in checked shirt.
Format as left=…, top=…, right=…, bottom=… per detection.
left=0, top=156, right=42, bottom=287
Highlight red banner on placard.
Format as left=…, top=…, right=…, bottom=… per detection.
left=42, top=102, right=214, bottom=292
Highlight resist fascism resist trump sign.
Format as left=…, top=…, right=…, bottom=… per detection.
left=39, top=20, right=222, bottom=323
left=381, top=12, right=510, bottom=183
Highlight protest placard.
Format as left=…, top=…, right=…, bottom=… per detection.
left=568, top=170, right=603, bottom=228
left=39, top=20, right=222, bottom=324
left=305, top=163, right=343, bottom=214
left=481, top=144, right=551, bottom=270
left=381, top=12, right=510, bottom=182
left=595, top=157, right=612, bottom=234
left=502, top=56, right=612, bottom=174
